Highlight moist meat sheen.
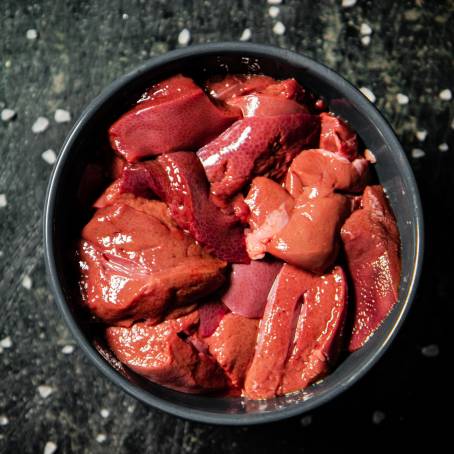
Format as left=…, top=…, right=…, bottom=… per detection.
left=77, top=72, right=401, bottom=399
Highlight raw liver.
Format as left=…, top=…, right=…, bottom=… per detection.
left=284, top=148, right=369, bottom=196
left=205, top=74, right=275, bottom=101
left=79, top=197, right=226, bottom=325
left=205, top=313, right=259, bottom=388
left=222, top=260, right=283, bottom=318
left=197, top=113, right=320, bottom=200
left=109, top=74, right=238, bottom=162
left=267, top=189, right=350, bottom=273
left=244, top=176, right=294, bottom=260
left=106, top=312, right=228, bottom=393
left=319, top=112, right=358, bottom=160
left=279, top=266, right=348, bottom=394
left=341, top=185, right=401, bottom=351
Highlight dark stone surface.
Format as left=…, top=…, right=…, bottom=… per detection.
left=0, top=0, right=451, bottom=452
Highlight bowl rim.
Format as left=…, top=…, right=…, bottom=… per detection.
left=43, top=42, right=424, bottom=425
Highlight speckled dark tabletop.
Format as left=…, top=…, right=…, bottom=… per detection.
left=0, top=0, right=451, bottom=452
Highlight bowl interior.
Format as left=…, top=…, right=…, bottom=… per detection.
left=45, top=44, right=422, bottom=425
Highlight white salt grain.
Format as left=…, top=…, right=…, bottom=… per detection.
left=372, top=410, right=386, bottom=424
left=0, top=337, right=12, bottom=348
left=411, top=148, right=425, bottom=158
left=61, top=345, right=74, bottom=354
left=43, top=441, right=57, bottom=454
left=360, top=23, right=372, bottom=35
left=26, top=29, right=38, bottom=40
left=178, top=29, right=191, bottom=46
left=0, top=415, right=9, bottom=426
left=100, top=408, right=110, bottom=418
left=421, top=344, right=439, bottom=357
left=396, top=93, right=409, bottom=105
left=42, top=149, right=57, bottom=165
left=415, top=130, right=427, bottom=141
left=22, top=275, right=32, bottom=290
left=38, top=385, right=54, bottom=399
left=54, top=109, right=71, bottom=123
left=361, top=35, right=371, bottom=46
left=342, top=0, right=357, bottom=8
left=360, top=87, right=376, bottom=103
left=272, top=21, right=286, bottom=35
left=32, top=116, right=49, bottom=133
left=96, top=433, right=107, bottom=443
left=0, top=194, right=7, bottom=208
left=438, top=142, right=449, bottom=152
left=268, top=6, right=280, bottom=18
left=1, top=108, right=16, bottom=122
left=267, top=0, right=282, bottom=4
left=439, top=89, right=452, bottom=101
left=122, top=13, right=129, bottom=20
left=239, top=28, right=252, bottom=42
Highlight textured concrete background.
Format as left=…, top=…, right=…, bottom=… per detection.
left=0, top=0, right=451, bottom=452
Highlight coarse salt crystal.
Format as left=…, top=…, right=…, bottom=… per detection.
left=178, top=29, right=191, bottom=46
left=272, top=21, right=286, bottom=35
left=411, top=148, right=425, bottom=158
left=26, top=29, right=39, bottom=40
left=22, top=275, right=32, bottom=290
left=61, top=345, right=74, bottom=354
left=54, top=109, right=71, bottom=123
left=415, top=130, right=427, bottom=141
left=396, top=93, right=409, bottom=105
left=0, top=194, right=7, bottom=208
left=439, top=89, right=452, bottom=101
left=438, top=143, right=449, bottom=152
left=360, top=87, right=376, bottom=103
left=372, top=410, right=386, bottom=424
left=342, top=0, right=357, bottom=8
left=0, top=337, right=12, bottom=348
left=1, top=108, right=16, bottom=122
left=360, top=23, right=372, bottom=35
left=100, top=408, right=110, bottom=418
left=239, top=28, right=252, bottom=41
left=268, top=6, right=280, bottom=18
left=421, top=344, right=439, bottom=357
left=32, top=116, right=49, bottom=133
left=38, top=385, right=54, bottom=399
left=96, top=434, right=107, bottom=443
left=0, top=415, right=9, bottom=426
left=361, top=35, right=371, bottom=46
left=267, top=0, right=282, bottom=4
left=43, top=441, right=57, bottom=454
left=42, top=149, right=57, bottom=165
left=122, top=13, right=129, bottom=20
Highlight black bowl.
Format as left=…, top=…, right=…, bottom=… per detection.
left=43, top=43, right=423, bottom=425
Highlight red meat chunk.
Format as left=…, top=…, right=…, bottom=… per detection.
left=206, top=74, right=276, bottom=101
left=79, top=197, right=227, bottom=326
left=319, top=112, right=358, bottom=161
left=106, top=312, right=228, bottom=393
left=109, top=74, right=239, bottom=162
left=197, top=113, right=320, bottom=200
left=284, top=148, right=369, bottom=197
left=341, top=185, right=401, bottom=351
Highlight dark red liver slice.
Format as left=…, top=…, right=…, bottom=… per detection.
left=108, top=74, right=239, bottom=162
left=106, top=312, right=228, bottom=393
left=222, top=260, right=283, bottom=318
left=228, top=93, right=307, bottom=117
left=267, top=189, right=350, bottom=274
left=341, top=185, right=401, bottom=351
left=319, top=112, right=358, bottom=161
left=244, top=264, right=314, bottom=399
left=116, top=153, right=250, bottom=263
left=79, top=198, right=226, bottom=326
left=204, top=313, right=259, bottom=389
left=279, top=266, right=348, bottom=394
left=205, top=74, right=275, bottom=101
left=284, top=148, right=369, bottom=197
left=197, top=113, right=320, bottom=200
